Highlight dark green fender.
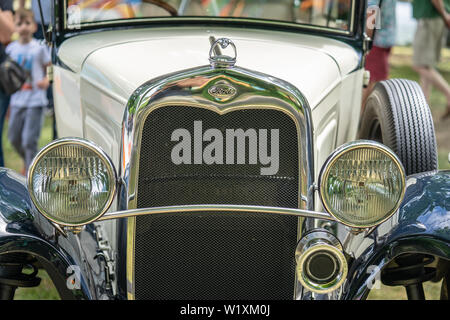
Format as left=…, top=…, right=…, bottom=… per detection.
left=0, top=168, right=93, bottom=299
left=344, top=170, right=450, bottom=299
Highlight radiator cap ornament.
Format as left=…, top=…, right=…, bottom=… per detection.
left=209, top=38, right=237, bottom=68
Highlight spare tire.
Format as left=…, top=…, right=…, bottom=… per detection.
left=359, top=79, right=438, bottom=175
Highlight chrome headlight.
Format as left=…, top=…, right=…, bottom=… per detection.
left=28, top=138, right=117, bottom=226
left=319, top=141, right=406, bottom=228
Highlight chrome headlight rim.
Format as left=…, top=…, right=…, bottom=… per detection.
left=27, top=137, right=117, bottom=227
left=318, top=140, right=406, bottom=229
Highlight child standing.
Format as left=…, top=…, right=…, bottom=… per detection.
left=6, top=9, right=50, bottom=174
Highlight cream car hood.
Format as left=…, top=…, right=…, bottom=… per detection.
left=59, top=26, right=360, bottom=110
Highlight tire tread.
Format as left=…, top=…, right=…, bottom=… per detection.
left=359, top=79, right=438, bottom=175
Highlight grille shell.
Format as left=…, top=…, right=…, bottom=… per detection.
left=133, top=105, right=300, bottom=299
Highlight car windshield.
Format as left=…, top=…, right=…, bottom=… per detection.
left=65, top=0, right=355, bottom=33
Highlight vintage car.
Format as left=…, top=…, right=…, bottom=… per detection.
left=0, top=0, right=449, bottom=301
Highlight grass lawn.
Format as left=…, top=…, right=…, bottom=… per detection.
left=15, top=269, right=60, bottom=300
left=2, top=113, right=53, bottom=173
left=7, top=46, right=450, bottom=300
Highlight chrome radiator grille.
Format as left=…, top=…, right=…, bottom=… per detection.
left=134, top=106, right=300, bottom=299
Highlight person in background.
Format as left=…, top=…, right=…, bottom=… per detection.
left=20, top=0, right=51, bottom=39
left=0, top=0, right=13, bottom=52
left=6, top=9, right=51, bottom=174
left=362, top=0, right=397, bottom=108
left=19, top=0, right=56, bottom=139
left=0, top=0, right=14, bottom=168
left=412, top=0, right=450, bottom=120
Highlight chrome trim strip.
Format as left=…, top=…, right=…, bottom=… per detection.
left=98, top=205, right=335, bottom=222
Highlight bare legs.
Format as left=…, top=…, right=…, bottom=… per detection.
left=413, top=65, right=450, bottom=119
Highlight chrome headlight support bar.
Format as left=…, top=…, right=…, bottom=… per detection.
left=97, top=204, right=335, bottom=222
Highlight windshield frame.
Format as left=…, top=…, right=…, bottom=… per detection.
left=62, top=0, right=357, bottom=36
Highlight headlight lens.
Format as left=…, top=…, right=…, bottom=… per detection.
left=319, top=141, right=405, bottom=228
left=28, top=138, right=116, bottom=226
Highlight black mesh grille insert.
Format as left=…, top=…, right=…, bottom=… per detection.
left=135, top=106, right=299, bottom=299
